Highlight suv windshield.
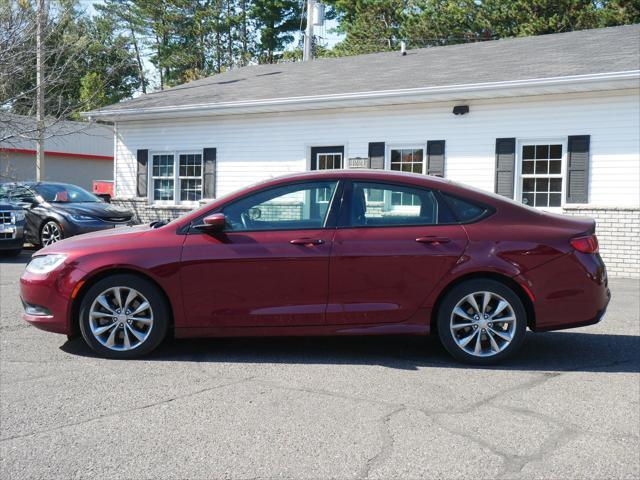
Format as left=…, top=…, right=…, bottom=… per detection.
left=34, top=183, right=100, bottom=203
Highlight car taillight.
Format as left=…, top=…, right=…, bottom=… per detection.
left=571, top=234, right=599, bottom=254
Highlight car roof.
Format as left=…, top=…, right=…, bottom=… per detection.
left=248, top=169, right=452, bottom=188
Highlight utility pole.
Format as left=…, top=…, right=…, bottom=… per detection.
left=36, top=0, right=45, bottom=181
left=303, top=0, right=315, bottom=61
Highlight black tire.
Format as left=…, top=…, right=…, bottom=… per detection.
left=437, top=279, right=527, bottom=365
left=40, top=220, right=63, bottom=247
left=79, top=274, right=169, bottom=359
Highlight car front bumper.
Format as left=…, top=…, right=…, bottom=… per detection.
left=20, top=262, right=85, bottom=335
left=0, top=224, right=24, bottom=250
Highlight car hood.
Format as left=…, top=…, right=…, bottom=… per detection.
left=49, top=202, right=132, bottom=221
left=38, top=224, right=152, bottom=256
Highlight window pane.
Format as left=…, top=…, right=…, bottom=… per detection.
left=224, top=181, right=338, bottom=231
left=550, top=178, right=562, bottom=192
left=390, top=148, right=425, bottom=175
left=535, top=160, right=548, bottom=174
left=549, top=160, right=561, bottom=174
left=179, top=154, right=202, bottom=177
left=522, top=145, right=535, bottom=160
left=522, top=161, right=534, bottom=174
left=535, top=193, right=549, bottom=207
left=153, top=179, right=174, bottom=200
left=549, top=144, right=562, bottom=159
left=536, top=178, right=549, bottom=191
left=350, top=182, right=444, bottom=226
left=549, top=193, right=561, bottom=207
left=522, top=178, right=535, bottom=192
left=153, top=155, right=174, bottom=177
left=180, top=179, right=202, bottom=201
left=535, top=145, right=549, bottom=159
left=522, top=193, right=534, bottom=206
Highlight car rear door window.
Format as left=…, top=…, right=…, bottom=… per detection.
left=223, top=181, right=339, bottom=231
left=348, top=182, right=454, bottom=227
left=441, top=193, right=490, bottom=223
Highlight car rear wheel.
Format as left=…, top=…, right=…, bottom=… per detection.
left=79, top=274, right=169, bottom=359
left=437, top=279, right=526, bottom=365
left=41, top=220, right=63, bottom=246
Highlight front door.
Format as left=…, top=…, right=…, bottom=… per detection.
left=327, top=180, right=468, bottom=325
left=180, top=180, right=341, bottom=328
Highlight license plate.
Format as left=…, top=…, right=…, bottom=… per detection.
left=0, top=225, right=14, bottom=233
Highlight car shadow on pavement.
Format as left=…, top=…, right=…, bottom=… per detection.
left=60, top=330, right=640, bottom=373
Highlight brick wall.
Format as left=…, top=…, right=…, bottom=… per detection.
left=563, top=206, right=640, bottom=279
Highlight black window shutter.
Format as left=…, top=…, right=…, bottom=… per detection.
left=203, top=148, right=216, bottom=198
left=494, top=138, right=516, bottom=198
left=427, top=140, right=445, bottom=177
left=368, top=142, right=385, bottom=169
left=566, top=135, right=590, bottom=204
left=136, top=149, right=148, bottom=197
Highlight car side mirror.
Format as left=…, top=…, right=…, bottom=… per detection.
left=195, top=213, right=226, bottom=232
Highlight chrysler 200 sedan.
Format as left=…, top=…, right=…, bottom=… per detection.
left=19, top=171, right=610, bottom=364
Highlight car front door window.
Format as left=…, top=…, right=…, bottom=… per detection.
left=223, top=181, right=338, bottom=231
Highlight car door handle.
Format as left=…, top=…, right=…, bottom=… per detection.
left=415, top=236, right=451, bottom=245
left=290, top=238, right=325, bottom=246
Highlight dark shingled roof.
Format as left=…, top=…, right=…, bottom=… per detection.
left=94, top=24, right=640, bottom=113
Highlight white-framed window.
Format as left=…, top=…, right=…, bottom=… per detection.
left=316, top=152, right=343, bottom=171
left=516, top=140, right=565, bottom=209
left=150, top=151, right=203, bottom=204
left=387, top=145, right=425, bottom=206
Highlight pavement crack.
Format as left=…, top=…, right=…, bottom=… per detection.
left=358, top=406, right=406, bottom=479
left=0, top=376, right=255, bottom=443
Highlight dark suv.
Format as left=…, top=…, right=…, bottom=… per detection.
left=0, top=189, right=26, bottom=256
left=2, top=182, right=133, bottom=247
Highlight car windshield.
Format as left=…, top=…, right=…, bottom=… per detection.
left=0, top=185, right=9, bottom=201
left=34, top=183, right=100, bottom=203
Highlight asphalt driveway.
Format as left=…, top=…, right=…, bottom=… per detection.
left=1, top=250, right=638, bottom=479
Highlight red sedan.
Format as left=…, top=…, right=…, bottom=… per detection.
left=19, top=171, right=609, bottom=364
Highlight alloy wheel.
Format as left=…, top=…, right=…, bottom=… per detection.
left=449, top=291, right=517, bottom=358
left=88, top=287, right=154, bottom=351
left=41, top=222, right=62, bottom=246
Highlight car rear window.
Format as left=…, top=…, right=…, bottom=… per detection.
left=441, top=193, right=491, bottom=223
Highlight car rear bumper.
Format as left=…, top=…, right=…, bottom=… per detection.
left=518, top=251, right=610, bottom=332
left=20, top=264, right=84, bottom=335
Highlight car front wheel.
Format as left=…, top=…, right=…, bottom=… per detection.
left=40, top=220, right=63, bottom=246
left=79, top=274, right=169, bottom=359
left=437, top=279, right=526, bottom=365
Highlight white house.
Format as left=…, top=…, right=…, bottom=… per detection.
left=85, top=25, right=640, bottom=278
left=0, top=114, right=114, bottom=191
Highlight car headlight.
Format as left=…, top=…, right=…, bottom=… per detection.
left=10, top=211, right=25, bottom=222
left=25, top=254, right=67, bottom=274
left=69, top=214, right=95, bottom=222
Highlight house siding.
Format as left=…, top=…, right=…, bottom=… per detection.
left=113, top=88, right=640, bottom=277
